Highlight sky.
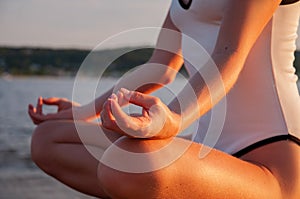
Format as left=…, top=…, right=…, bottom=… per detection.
left=0, top=0, right=172, bottom=49
left=0, top=0, right=300, bottom=50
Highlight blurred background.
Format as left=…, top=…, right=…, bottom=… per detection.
left=0, top=0, right=299, bottom=198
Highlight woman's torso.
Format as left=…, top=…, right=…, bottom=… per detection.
left=170, top=0, right=300, bottom=154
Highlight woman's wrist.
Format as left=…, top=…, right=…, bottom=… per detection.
left=162, top=98, right=183, bottom=138
left=71, top=104, right=95, bottom=121
left=169, top=111, right=183, bottom=137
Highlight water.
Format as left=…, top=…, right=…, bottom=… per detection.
left=0, top=77, right=107, bottom=170
left=0, top=76, right=187, bottom=171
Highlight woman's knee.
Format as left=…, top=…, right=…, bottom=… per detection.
left=31, top=121, right=61, bottom=171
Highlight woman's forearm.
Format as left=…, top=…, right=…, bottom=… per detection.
left=81, top=49, right=184, bottom=119
left=78, top=48, right=184, bottom=121
left=81, top=10, right=184, bottom=119
left=168, top=51, right=245, bottom=132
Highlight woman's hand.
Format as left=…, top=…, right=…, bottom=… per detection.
left=28, top=97, right=81, bottom=125
left=100, top=88, right=181, bottom=139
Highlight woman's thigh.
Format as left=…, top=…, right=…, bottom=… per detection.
left=32, top=120, right=120, bottom=147
left=99, top=137, right=299, bottom=199
left=240, top=140, right=300, bottom=198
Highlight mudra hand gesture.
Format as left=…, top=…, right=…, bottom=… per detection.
left=28, top=97, right=80, bottom=124
left=101, top=88, right=181, bottom=139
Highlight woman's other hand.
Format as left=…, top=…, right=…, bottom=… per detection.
left=28, top=97, right=80, bottom=125
left=101, top=88, right=181, bottom=139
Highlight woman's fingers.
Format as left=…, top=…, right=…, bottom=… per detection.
left=109, top=93, right=155, bottom=138
left=116, top=89, right=173, bottom=138
left=116, top=90, right=129, bottom=107
left=120, top=88, right=161, bottom=109
left=43, top=97, right=65, bottom=110
left=29, top=111, right=56, bottom=124
left=42, top=97, right=61, bottom=105
left=101, top=101, right=113, bottom=121
left=28, top=104, right=43, bottom=124
left=100, top=97, right=120, bottom=132
left=110, top=94, right=136, bottom=131
left=101, top=90, right=171, bottom=138
left=43, top=97, right=79, bottom=111
left=28, top=102, right=57, bottom=124
left=101, top=94, right=138, bottom=137
left=36, top=97, right=43, bottom=114
left=43, top=97, right=69, bottom=111
left=28, top=96, right=76, bottom=125
left=28, top=104, right=36, bottom=118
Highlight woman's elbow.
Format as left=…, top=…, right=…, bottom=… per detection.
left=160, top=69, right=178, bottom=85
left=160, top=75, right=175, bottom=85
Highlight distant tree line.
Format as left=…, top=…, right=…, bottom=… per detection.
left=0, top=47, right=299, bottom=77
left=0, top=47, right=155, bottom=76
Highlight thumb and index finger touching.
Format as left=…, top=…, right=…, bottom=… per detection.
left=118, top=88, right=161, bottom=110
left=28, top=97, right=63, bottom=123
left=42, top=97, right=63, bottom=105
left=109, top=88, right=161, bottom=128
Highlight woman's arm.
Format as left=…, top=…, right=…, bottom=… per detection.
left=28, top=11, right=184, bottom=123
left=81, top=11, right=184, bottom=120
left=169, top=0, right=282, bottom=131
left=100, top=0, right=283, bottom=139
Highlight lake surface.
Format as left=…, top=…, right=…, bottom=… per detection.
left=0, top=76, right=187, bottom=171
